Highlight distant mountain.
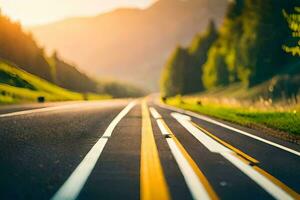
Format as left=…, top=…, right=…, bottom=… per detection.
left=30, top=0, right=227, bottom=90
left=0, top=13, right=144, bottom=99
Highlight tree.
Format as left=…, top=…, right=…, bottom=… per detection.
left=51, top=53, right=98, bottom=93
left=160, top=47, right=188, bottom=97
left=283, top=7, right=300, bottom=56
left=160, top=21, right=218, bottom=97
left=202, top=0, right=298, bottom=88
left=0, top=13, right=53, bottom=81
left=186, top=20, right=218, bottom=93
left=202, top=46, right=229, bottom=89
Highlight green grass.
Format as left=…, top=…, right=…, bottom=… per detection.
left=0, top=61, right=111, bottom=104
left=166, top=97, right=300, bottom=136
left=191, top=76, right=299, bottom=101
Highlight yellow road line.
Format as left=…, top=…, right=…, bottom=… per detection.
left=191, top=121, right=300, bottom=199
left=159, top=119, right=219, bottom=200
left=140, top=100, right=170, bottom=200
left=253, top=166, right=300, bottom=199
left=191, top=122, right=259, bottom=164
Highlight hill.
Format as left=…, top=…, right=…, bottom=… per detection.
left=0, top=12, right=100, bottom=93
left=0, top=61, right=110, bottom=104
left=0, top=12, right=145, bottom=99
left=161, top=0, right=300, bottom=98
left=30, top=0, right=227, bottom=90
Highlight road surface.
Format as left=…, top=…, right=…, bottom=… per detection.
left=0, top=99, right=299, bottom=200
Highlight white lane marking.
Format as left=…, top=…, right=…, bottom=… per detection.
left=150, top=107, right=171, bottom=136
left=0, top=101, right=115, bottom=118
left=157, top=120, right=171, bottom=136
left=0, top=104, right=78, bottom=118
left=158, top=103, right=300, bottom=157
left=172, top=113, right=230, bottom=153
left=152, top=108, right=212, bottom=200
left=166, top=138, right=211, bottom=200
left=51, top=101, right=136, bottom=200
left=172, top=112, right=294, bottom=200
left=103, top=102, right=136, bottom=137
left=221, top=152, right=293, bottom=200
left=149, top=107, right=162, bottom=119
left=52, top=138, right=108, bottom=200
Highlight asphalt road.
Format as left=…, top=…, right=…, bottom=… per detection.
left=0, top=99, right=299, bottom=200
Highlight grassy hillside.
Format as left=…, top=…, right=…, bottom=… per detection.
left=164, top=76, right=300, bottom=140
left=0, top=61, right=110, bottom=104
left=166, top=96, right=299, bottom=141
left=0, top=13, right=145, bottom=97
left=190, top=74, right=300, bottom=102
left=0, top=13, right=53, bottom=82
left=49, top=54, right=98, bottom=93
left=0, top=12, right=97, bottom=94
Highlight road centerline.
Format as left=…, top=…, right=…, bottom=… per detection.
left=150, top=107, right=219, bottom=200
left=51, top=101, right=136, bottom=200
left=140, top=101, right=170, bottom=200
left=157, top=102, right=300, bottom=157
left=171, top=112, right=299, bottom=200
left=190, top=121, right=259, bottom=164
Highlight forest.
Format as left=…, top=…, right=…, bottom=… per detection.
left=0, top=11, right=98, bottom=92
left=0, top=11, right=144, bottom=98
left=161, top=0, right=300, bottom=99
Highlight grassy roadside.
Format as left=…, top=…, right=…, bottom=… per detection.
left=165, top=96, right=300, bottom=142
left=0, top=61, right=111, bottom=104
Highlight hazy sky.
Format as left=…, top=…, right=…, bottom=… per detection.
left=0, top=0, right=156, bottom=26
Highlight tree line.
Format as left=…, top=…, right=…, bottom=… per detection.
left=161, top=0, right=300, bottom=97
left=0, top=11, right=145, bottom=97
left=0, top=11, right=98, bottom=93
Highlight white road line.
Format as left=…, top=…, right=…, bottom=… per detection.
left=149, top=107, right=162, bottom=119
left=103, top=102, right=136, bottom=137
left=150, top=107, right=171, bottom=136
left=157, top=120, right=171, bottom=136
left=172, top=112, right=294, bottom=200
left=151, top=107, right=212, bottom=200
left=0, top=104, right=78, bottom=118
left=166, top=138, right=211, bottom=200
left=221, top=152, right=293, bottom=200
left=0, top=102, right=110, bottom=118
left=51, top=101, right=136, bottom=200
left=158, top=103, right=300, bottom=157
left=52, top=138, right=108, bottom=200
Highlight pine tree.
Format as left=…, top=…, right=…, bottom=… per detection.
left=0, top=13, right=53, bottom=81
left=283, top=7, right=300, bottom=56
left=242, top=0, right=296, bottom=86
left=160, top=47, right=188, bottom=97
left=185, top=20, right=218, bottom=94
left=160, top=21, right=218, bottom=96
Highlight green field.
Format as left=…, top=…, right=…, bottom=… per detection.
left=166, top=96, right=300, bottom=137
left=0, top=61, right=111, bottom=104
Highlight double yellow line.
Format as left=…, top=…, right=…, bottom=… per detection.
left=140, top=100, right=170, bottom=200
left=191, top=120, right=300, bottom=200
left=140, top=100, right=218, bottom=200
left=140, top=100, right=300, bottom=200
left=158, top=119, right=219, bottom=200
left=191, top=122, right=259, bottom=165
